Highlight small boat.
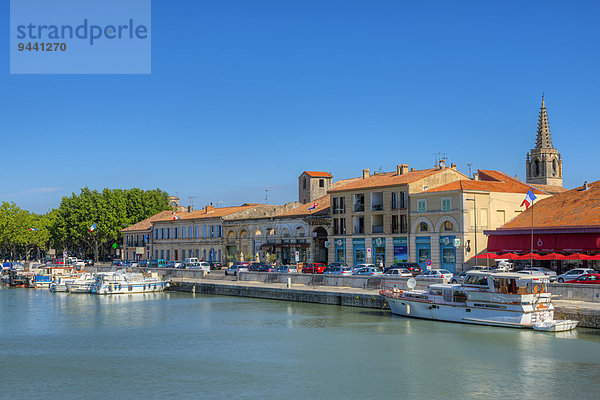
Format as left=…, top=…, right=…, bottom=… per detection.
left=380, top=271, right=577, bottom=331
left=49, top=276, right=77, bottom=292
left=92, top=270, right=169, bottom=295
left=65, top=273, right=98, bottom=293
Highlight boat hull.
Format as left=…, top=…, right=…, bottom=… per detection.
left=386, top=297, right=553, bottom=329
left=93, top=281, right=168, bottom=295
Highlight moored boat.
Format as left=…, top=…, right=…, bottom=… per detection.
left=92, top=270, right=169, bottom=294
left=380, top=271, right=577, bottom=331
left=65, top=273, right=98, bottom=293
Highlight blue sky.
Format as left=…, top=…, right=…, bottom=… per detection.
left=2, top=0, right=599, bottom=213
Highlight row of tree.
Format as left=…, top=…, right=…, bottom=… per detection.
left=0, top=188, right=171, bottom=262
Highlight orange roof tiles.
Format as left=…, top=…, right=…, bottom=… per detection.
left=303, top=171, right=332, bottom=178
left=153, top=204, right=260, bottom=222
left=279, top=194, right=331, bottom=217
left=425, top=170, right=544, bottom=195
left=121, top=210, right=175, bottom=232
left=328, top=168, right=451, bottom=193
left=499, top=180, right=600, bottom=230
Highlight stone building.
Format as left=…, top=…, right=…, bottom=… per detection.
left=121, top=210, right=176, bottom=261
left=525, top=97, right=564, bottom=190
left=298, top=171, right=333, bottom=204
left=327, top=162, right=468, bottom=268
left=410, top=170, right=548, bottom=273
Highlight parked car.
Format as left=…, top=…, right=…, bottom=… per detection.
left=383, top=268, right=412, bottom=277
left=225, top=263, right=249, bottom=276
left=84, top=259, right=94, bottom=267
left=353, top=263, right=376, bottom=272
left=166, top=260, right=183, bottom=269
left=450, top=270, right=469, bottom=284
left=303, top=263, right=327, bottom=274
left=417, top=269, right=454, bottom=280
left=385, top=262, right=422, bottom=276
left=565, top=273, right=600, bottom=284
left=556, top=268, right=596, bottom=283
left=327, top=262, right=349, bottom=269
left=111, top=259, right=122, bottom=266
left=184, top=257, right=199, bottom=267
left=353, top=266, right=383, bottom=276
left=188, top=261, right=210, bottom=272
left=516, top=267, right=557, bottom=282
left=249, top=262, right=267, bottom=271
left=323, top=266, right=354, bottom=275
left=209, top=261, right=223, bottom=270
left=139, top=260, right=148, bottom=267
left=277, top=265, right=298, bottom=273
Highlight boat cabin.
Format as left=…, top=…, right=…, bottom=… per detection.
left=462, top=272, right=547, bottom=295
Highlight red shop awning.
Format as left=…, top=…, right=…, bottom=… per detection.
left=487, top=232, right=600, bottom=253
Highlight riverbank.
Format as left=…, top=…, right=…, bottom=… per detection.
left=169, top=277, right=600, bottom=329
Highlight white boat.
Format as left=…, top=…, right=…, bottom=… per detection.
left=92, top=271, right=169, bottom=294
left=380, top=271, right=578, bottom=331
left=65, top=273, right=99, bottom=293
left=49, top=276, right=76, bottom=292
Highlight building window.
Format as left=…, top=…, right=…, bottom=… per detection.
left=481, top=209, right=488, bottom=228
left=442, top=197, right=451, bottom=211
left=195, top=226, right=198, bottom=238
left=319, top=179, right=324, bottom=187
left=182, top=227, right=186, bottom=239
left=417, top=199, right=427, bottom=212
left=400, top=215, right=407, bottom=233
left=203, top=225, right=207, bottom=238
left=354, top=216, right=365, bottom=234
left=354, top=194, right=365, bottom=212
left=182, top=250, right=186, bottom=259
left=400, top=192, right=406, bottom=209
left=166, top=250, right=170, bottom=261
left=372, top=215, right=384, bottom=234
left=303, top=178, right=307, bottom=189
left=340, top=218, right=346, bottom=235
left=391, top=192, right=398, bottom=210
left=332, top=197, right=338, bottom=215
left=371, top=192, right=384, bottom=211
left=391, top=215, right=399, bottom=234
left=333, top=219, right=339, bottom=235
left=155, top=250, right=158, bottom=259
left=443, top=221, right=454, bottom=231
left=419, top=222, right=429, bottom=232
left=174, top=227, right=178, bottom=239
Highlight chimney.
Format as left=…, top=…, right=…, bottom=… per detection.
left=187, top=205, right=193, bottom=213
left=451, top=163, right=456, bottom=170
left=438, top=159, right=446, bottom=169
left=397, top=164, right=409, bottom=175
left=583, top=181, right=589, bottom=191
left=473, top=173, right=479, bottom=181
left=362, top=168, right=370, bottom=179
left=205, top=204, right=215, bottom=213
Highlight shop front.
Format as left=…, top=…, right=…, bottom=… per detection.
left=415, top=236, right=431, bottom=270
left=439, top=235, right=456, bottom=273
left=334, top=239, right=346, bottom=263
left=393, top=237, right=408, bottom=263
left=353, top=239, right=365, bottom=265
left=372, top=237, right=385, bottom=267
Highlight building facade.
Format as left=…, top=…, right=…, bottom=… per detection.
left=327, top=163, right=468, bottom=268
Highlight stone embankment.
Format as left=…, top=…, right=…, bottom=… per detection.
left=91, top=267, right=600, bottom=328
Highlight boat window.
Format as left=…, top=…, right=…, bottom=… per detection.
left=453, top=291, right=467, bottom=303
left=443, top=290, right=453, bottom=302
left=429, top=288, right=442, bottom=295
left=477, top=276, right=488, bottom=286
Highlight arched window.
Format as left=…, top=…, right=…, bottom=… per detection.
left=419, top=222, right=429, bottom=232
left=552, top=159, right=557, bottom=176
left=443, top=221, right=454, bottom=232
left=534, top=159, right=540, bottom=176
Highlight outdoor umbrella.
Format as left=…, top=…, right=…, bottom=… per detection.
left=537, top=253, right=566, bottom=260
left=563, top=253, right=593, bottom=260
left=513, top=253, right=544, bottom=260
left=476, top=253, right=500, bottom=259
left=586, top=254, right=600, bottom=260
left=496, top=253, right=519, bottom=260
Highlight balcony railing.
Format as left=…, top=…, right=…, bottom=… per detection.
left=354, top=204, right=364, bottom=212
left=371, top=204, right=384, bottom=211
left=372, top=225, right=384, bottom=234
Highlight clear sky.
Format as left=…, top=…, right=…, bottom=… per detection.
left=2, top=0, right=599, bottom=213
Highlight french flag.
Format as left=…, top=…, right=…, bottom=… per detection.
left=89, top=223, right=97, bottom=233
left=172, top=214, right=180, bottom=220
left=308, top=202, right=318, bottom=210
left=28, top=227, right=38, bottom=232
left=521, top=189, right=537, bottom=209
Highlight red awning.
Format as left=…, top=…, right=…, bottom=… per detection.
left=487, top=232, right=600, bottom=252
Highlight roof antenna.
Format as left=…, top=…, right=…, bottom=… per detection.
left=467, top=163, right=473, bottom=178
left=265, top=186, right=271, bottom=205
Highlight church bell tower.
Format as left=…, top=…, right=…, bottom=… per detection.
left=526, top=96, right=563, bottom=187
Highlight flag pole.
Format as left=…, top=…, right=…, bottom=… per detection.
left=530, top=200, right=534, bottom=268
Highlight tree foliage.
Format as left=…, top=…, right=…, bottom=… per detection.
left=0, top=188, right=170, bottom=261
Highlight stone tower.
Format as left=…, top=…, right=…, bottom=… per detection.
left=298, top=171, right=333, bottom=204
left=526, top=97, right=563, bottom=187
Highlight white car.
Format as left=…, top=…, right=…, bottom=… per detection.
left=417, top=269, right=454, bottom=280
left=383, top=268, right=412, bottom=277
left=225, top=264, right=249, bottom=276
left=517, top=267, right=557, bottom=282
left=556, top=268, right=595, bottom=283
left=188, top=261, right=210, bottom=272
left=277, top=265, right=298, bottom=273
left=324, top=266, right=354, bottom=275
left=352, top=263, right=376, bottom=272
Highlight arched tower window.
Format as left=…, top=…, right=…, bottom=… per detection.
left=534, top=159, right=540, bottom=176
left=552, top=159, right=557, bottom=176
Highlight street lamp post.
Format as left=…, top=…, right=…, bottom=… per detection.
left=466, top=197, right=477, bottom=268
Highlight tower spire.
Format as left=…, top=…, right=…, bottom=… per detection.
left=535, top=95, right=553, bottom=149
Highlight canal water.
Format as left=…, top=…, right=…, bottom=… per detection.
left=1, top=288, right=600, bottom=400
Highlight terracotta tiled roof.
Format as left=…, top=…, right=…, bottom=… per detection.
left=279, top=194, right=331, bottom=217
left=528, top=183, right=568, bottom=195
left=328, top=168, right=456, bottom=193
left=153, top=205, right=261, bottom=222
left=303, top=171, right=332, bottom=178
left=424, top=170, right=544, bottom=195
left=121, top=210, right=175, bottom=232
left=499, top=180, right=600, bottom=229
